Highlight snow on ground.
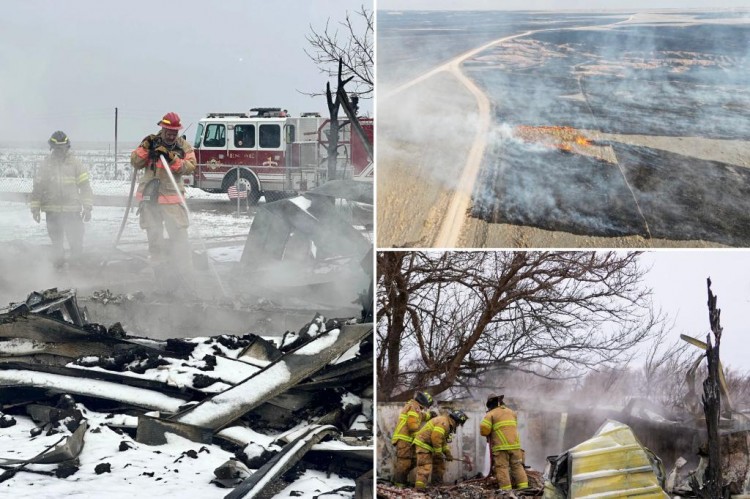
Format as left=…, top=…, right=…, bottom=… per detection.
left=0, top=407, right=236, bottom=499
left=0, top=406, right=356, bottom=499
left=0, top=200, right=252, bottom=251
left=275, top=469, right=355, bottom=498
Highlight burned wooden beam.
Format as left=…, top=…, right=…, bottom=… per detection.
left=171, top=324, right=372, bottom=432
left=297, top=356, right=373, bottom=390
left=136, top=414, right=213, bottom=445
left=224, top=424, right=338, bottom=499
left=0, top=311, right=165, bottom=357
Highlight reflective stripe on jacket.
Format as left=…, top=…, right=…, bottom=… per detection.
left=30, top=152, right=93, bottom=212
left=391, top=399, right=424, bottom=444
left=131, top=132, right=196, bottom=205
left=480, top=405, right=521, bottom=452
left=413, top=415, right=454, bottom=454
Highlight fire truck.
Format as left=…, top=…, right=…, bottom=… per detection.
left=187, top=107, right=373, bottom=203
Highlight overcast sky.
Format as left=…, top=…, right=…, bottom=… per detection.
left=378, top=0, right=749, bottom=10
left=641, top=251, right=750, bottom=371
left=0, top=0, right=371, bottom=144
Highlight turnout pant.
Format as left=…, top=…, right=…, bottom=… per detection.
left=492, top=449, right=528, bottom=491
left=140, top=203, right=193, bottom=291
left=432, top=454, right=446, bottom=485
left=139, top=203, right=190, bottom=262
left=45, top=211, right=83, bottom=266
left=392, top=440, right=414, bottom=487
left=414, top=449, right=433, bottom=489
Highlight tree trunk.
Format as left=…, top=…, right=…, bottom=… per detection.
left=326, top=80, right=340, bottom=181
left=377, top=252, right=409, bottom=401
left=691, top=278, right=729, bottom=499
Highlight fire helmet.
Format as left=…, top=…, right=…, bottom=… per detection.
left=415, top=391, right=433, bottom=408
left=157, top=112, right=182, bottom=130
left=48, top=131, right=70, bottom=149
left=486, top=393, right=504, bottom=410
left=449, top=409, right=468, bottom=427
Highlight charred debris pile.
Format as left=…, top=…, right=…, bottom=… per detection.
left=0, top=288, right=373, bottom=497
left=377, top=471, right=545, bottom=499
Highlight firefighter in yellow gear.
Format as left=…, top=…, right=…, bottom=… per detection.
left=390, top=391, right=434, bottom=487
left=413, top=409, right=468, bottom=490
left=30, top=131, right=93, bottom=268
left=480, top=394, right=528, bottom=491
left=131, top=112, right=196, bottom=287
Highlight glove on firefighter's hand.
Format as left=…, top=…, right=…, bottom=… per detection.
left=31, top=207, right=40, bottom=223
left=81, top=207, right=92, bottom=223
left=434, top=451, right=445, bottom=459
left=141, top=135, right=160, bottom=155
left=154, top=145, right=178, bottom=164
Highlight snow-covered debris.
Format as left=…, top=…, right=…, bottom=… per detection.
left=0, top=287, right=374, bottom=497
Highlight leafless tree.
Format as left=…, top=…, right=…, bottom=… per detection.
left=304, top=5, right=373, bottom=98
left=304, top=6, right=373, bottom=180
left=638, top=327, right=693, bottom=409
left=377, top=251, right=665, bottom=401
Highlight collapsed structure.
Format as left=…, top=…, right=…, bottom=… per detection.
left=0, top=288, right=373, bottom=497
left=375, top=284, right=750, bottom=498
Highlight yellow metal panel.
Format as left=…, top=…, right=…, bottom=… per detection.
left=568, top=420, right=669, bottom=499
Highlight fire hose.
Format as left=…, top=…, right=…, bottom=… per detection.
left=159, top=155, right=228, bottom=298
left=113, top=166, right=138, bottom=248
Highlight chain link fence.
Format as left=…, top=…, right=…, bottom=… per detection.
left=0, top=149, right=134, bottom=200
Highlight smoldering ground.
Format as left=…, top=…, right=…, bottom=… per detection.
left=467, top=16, right=750, bottom=245
left=0, top=192, right=370, bottom=340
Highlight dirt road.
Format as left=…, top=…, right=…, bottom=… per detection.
left=381, top=18, right=637, bottom=248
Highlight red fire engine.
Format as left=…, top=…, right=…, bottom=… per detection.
left=187, top=107, right=373, bottom=203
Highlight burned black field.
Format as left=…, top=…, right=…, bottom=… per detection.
left=473, top=142, right=750, bottom=245
left=468, top=22, right=750, bottom=244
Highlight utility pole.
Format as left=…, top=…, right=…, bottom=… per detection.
left=114, top=107, right=118, bottom=177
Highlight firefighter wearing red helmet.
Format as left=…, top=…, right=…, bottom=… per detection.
left=131, top=112, right=197, bottom=284
left=390, top=391, right=434, bottom=487
left=480, top=394, right=528, bottom=492
left=30, top=131, right=93, bottom=268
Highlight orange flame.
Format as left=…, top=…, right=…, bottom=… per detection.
left=575, top=136, right=591, bottom=146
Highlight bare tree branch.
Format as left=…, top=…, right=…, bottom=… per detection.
left=377, top=251, right=667, bottom=401
left=302, top=5, right=373, bottom=98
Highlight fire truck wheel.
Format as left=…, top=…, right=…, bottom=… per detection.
left=222, top=171, right=261, bottom=206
